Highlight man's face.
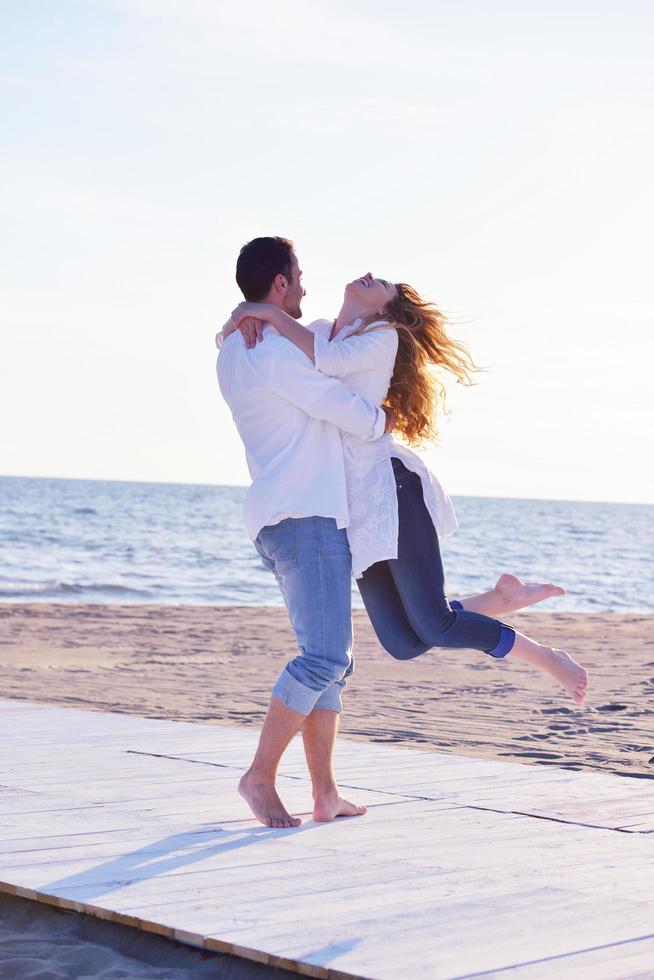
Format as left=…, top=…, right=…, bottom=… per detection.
left=283, top=253, right=305, bottom=319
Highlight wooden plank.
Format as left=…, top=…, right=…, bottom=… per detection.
left=485, top=935, right=654, bottom=979
left=1, top=696, right=653, bottom=980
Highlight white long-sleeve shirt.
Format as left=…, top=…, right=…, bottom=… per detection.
left=311, top=317, right=459, bottom=578
left=216, top=324, right=387, bottom=540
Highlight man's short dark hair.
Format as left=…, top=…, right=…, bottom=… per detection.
left=235, top=237, right=295, bottom=301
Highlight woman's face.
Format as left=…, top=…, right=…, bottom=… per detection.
left=345, top=273, right=397, bottom=315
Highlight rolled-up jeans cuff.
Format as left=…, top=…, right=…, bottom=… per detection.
left=272, top=667, right=324, bottom=715
left=486, top=624, right=516, bottom=659
left=312, top=683, right=343, bottom=713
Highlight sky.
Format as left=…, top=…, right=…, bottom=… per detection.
left=1, top=0, right=652, bottom=504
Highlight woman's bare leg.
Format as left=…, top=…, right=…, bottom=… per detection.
left=363, top=460, right=588, bottom=704
left=454, top=573, right=565, bottom=617
left=507, top=631, right=588, bottom=703
left=454, top=581, right=587, bottom=703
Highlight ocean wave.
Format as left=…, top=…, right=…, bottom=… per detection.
left=1, top=476, right=651, bottom=612
left=0, top=580, right=155, bottom=599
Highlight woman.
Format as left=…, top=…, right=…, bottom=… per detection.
left=221, top=274, right=588, bottom=703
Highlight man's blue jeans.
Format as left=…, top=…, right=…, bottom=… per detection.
left=254, top=516, right=354, bottom=714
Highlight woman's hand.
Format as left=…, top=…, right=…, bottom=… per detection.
left=238, top=316, right=265, bottom=349
left=216, top=312, right=265, bottom=349
left=230, top=302, right=279, bottom=348
left=215, top=317, right=236, bottom=348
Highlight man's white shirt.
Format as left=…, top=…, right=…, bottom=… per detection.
left=216, top=321, right=386, bottom=540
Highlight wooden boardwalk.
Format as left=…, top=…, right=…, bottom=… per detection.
left=1, top=698, right=653, bottom=979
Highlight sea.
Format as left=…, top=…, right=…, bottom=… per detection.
left=0, top=475, right=651, bottom=613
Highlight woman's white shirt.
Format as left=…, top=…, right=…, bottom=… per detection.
left=311, top=318, right=459, bottom=579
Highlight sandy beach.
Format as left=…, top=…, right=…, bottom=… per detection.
left=2, top=603, right=652, bottom=777
left=0, top=891, right=300, bottom=979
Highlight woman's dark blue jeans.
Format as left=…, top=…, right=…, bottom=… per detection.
left=356, top=457, right=516, bottom=661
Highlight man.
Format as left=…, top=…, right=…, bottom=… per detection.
left=216, top=236, right=393, bottom=829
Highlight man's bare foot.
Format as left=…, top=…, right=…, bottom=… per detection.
left=495, top=573, right=565, bottom=613
left=313, top=786, right=368, bottom=822
left=535, top=646, right=588, bottom=704
left=238, top=770, right=301, bottom=829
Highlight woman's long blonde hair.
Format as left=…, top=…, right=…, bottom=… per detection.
left=348, top=283, right=480, bottom=446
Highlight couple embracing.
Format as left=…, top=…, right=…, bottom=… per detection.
left=216, top=236, right=588, bottom=830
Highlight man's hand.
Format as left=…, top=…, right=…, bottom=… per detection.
left=382, top=406, right=396, bottom=434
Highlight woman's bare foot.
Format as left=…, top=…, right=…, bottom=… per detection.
left=313, top=786, right=368, bottom=822
left=524, top=645, right=588, bottom=703
left=238, top=770, right=301, bottom=828
left=541, top=647, right=588, bottom=703
left=494, top=573, right=565, bottom=613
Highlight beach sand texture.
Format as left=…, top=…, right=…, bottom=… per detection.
left=0, top=890, right=299, bottom=980
left=1, top=603, right=652, bottom=778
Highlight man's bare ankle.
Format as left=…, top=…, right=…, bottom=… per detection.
left=242, top=766, right=276, bottom=785
left=312, top=782, right=338, bottom=799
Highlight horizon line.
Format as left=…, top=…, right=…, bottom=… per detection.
left=1, top=472, right=652, bottom=509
